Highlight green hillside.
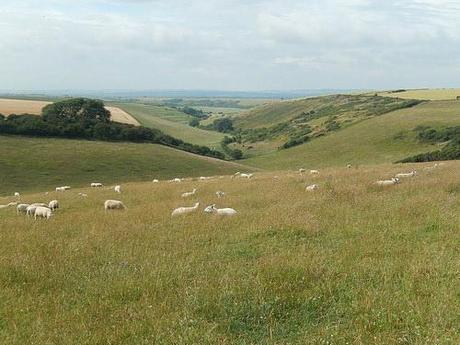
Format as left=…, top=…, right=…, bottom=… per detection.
left=114, top=102, right=225, bottom=148
left=245, top=100, right=460, bottom=169
left=0, top=135, right=252, bottom=195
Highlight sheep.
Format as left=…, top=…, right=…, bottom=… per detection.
left=235, top=173, right=253, bottom=179
left=31, top=203, right=48, bottom=207
left=171, top=202, right=200, bottom=217
left=104, top=200, right=126, bottom=211
left=347, top=164, right=352, bottom=169
left=26, top=205, right=39, bottom=217
left=91, top=183, right=103, bottom=187
left=0, top=202, right=17, bottom=210
left=216, top=191, right=226, bottom=198
left=181, top=188, right=197, bottom=198
left=114, top=185, right=121, bottom=193
left=63, top=186, right=71, bottom=190
left=310, top=170, right=319, bottom=175
left=376, top=178, right=400, bottom=186
left=299, top=168, right=306, bottom=174
left=78, top=193, right=88, bottom=197
left=48, top=200, right=59, bottom=211
left=34, top=206, right=53, bottom=220
left=204, top=204, right=237, bottom=216
left=170, top=178, right=182, bottom=183
left=56, top=187, right=66, bottom=192
left=231, top=172, right=241, bottom=179
left=14, top=192, right=20, bottom=198
left=199, top=176, right=211, bottom=181
left=305, top=184, right=319, bottom=191
left=152, top=179, right=159, bottom=183
left=395, top=170, right=417, bottom=178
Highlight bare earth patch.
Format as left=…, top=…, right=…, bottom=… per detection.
left=0, top=98, right=139, bottom=126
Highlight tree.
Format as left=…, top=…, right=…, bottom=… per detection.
left=42, top=98, right=111, bottom=124
left=189, top=118, right=200, bottom=127
left=213, top=117, right=234, bottom=133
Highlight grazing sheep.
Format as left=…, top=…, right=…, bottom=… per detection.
left=199, top=176, right=211, bottom=181
left=91, top=183, right=103, bottom=188
left=347, top=164, right=352, bottom=169
left=31, top=203, right=48, bottom=207
left=235, top=173, right=253, bottom=179
left=181, top=188, right=197, bottom=198
left=78, top=193, right=88, bottom=197
left=231, top=172, right=241, bottom=179
left=395, top=170, right=417, bottom=178
left=376, top=178, right=400, bottom=186
left=104, top=200, right=126, bottom=211
left=204, top=204, right=237, bottom=216
left=63, top=186, right=71, bottom=190
left=114, top=185, right=121, bottom=193
left=0, top=202, right=17, bottom=210
left=34, top=206, right=53, bottom=220
left=26, top=205, right=39, bottom=217
left=170, top=178, right=182, bottom=183
left=56, top=187, right=66, bottom=192
left=299, top=168, right=306, bottom=174
left=306, top=184, right=319, bottom=191
left=14, top=192, right=20, bottom=198
left=171, top=202, right=200, bottom=217
left=48, top=200, right=59, bottom=211
left=216, top=191, right=226, bottom=198
left=310, top=170, right=319, bottom=175
left=152, top=179, right=159, bottom=183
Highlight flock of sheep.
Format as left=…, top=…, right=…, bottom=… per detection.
left=1, top=163, right=444, bottom=220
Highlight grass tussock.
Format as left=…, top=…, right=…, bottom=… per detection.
left=0, top=162, right=459, bottom=344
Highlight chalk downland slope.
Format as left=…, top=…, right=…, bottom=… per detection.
left=0, top=135, right=253, bottom=194
left=378, top=88, right=460, bottom=100
left=115, top=102, right=225, bottom=148
left=0, top=98, right=139, bottom=126
left=0, top=162, right=458, bottom=344
left=244, top=99, right=460, bottom=169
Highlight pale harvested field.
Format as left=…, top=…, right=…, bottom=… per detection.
left=0, top=98, right=139, bottom=126
left=379, top=88, right=460, bottom=100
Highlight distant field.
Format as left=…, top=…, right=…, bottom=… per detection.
left=1, top=162, right=458, bottom=344
left=0, top=98, right=139, bottom=126
left=114, top=102, right=225, bottom=148
left=379, top=89, right=460, bottom=100
left=245, top=100, right=460, bottom=169
left=0, top=135, right=252, bottom=195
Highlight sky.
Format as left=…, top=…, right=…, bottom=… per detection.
left=1, top=0, right=460, bottom=91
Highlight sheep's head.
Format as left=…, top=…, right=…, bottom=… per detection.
left=204, top=204, right=215, bottom=213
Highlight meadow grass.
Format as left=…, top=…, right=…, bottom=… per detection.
left=0, top=161, right=458, bottom=344
left=0, top=135, right=251, bottom=195
left=245, top=100, right=460, bottom=169
left=113, top=103, right=225, bottom=148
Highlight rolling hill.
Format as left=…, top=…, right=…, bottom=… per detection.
left=243, top=99, right=460, bottom=169
left=378, top=88, right=460, bottom=100
left=0, top=135, right=253, bottom=195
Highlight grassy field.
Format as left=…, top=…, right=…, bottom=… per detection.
left=0, top=98, right=139, bottom=125
left=0, top=161, right=458, bottom=344
left=114, top=102, right=225, bottom=148
left=245, top=100, right=460, bottom=169
left=378, top=89, right=460, bottom=100
left=0, top=135, right=252, bottom=195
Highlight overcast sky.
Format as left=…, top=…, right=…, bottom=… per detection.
left=1, top=0, right=460, bottom=91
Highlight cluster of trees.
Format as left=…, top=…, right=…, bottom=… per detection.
left=0, top=98, right=224, bottom=160
left=220, top=136, right=243, bottom=160
left=398, top=125, right=460, bottom=163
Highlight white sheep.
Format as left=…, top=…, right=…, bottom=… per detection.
left=181, top=188, right=197, bottom=198
left=170, top=178, right=182, bottom=183
left=48, top=200, right=59, bottom=211
left=347, top=164, right=352, bottom=169
left=63, top=186, right=71, bottom=190
left=199, top=176, right=211, bottom=181
left=14, top=192, right=20, bottom=198
left=204, top=204, right=237, bottom=216
left=56, top=187, right=66, bottom=192
left=26, top=205, right=38, bottom=217
left=231, top=172, right=241, bottom=179
left=171, top=202, right=200, bottom=217
left=34, top=206, right=53, bottom=220
left=78, top=193, right=88, bottom=197
left=216, top=191, right=226, bottom=198
left=238, top=173, right=253, bottom=179
left=310, top=170, right=319, bottom=175
left=114, top=185, right=121, bottom=193
left=31, top=203, right=48, bottom=207
left=395, top=170, right=417, bottom=178
left=299, top=168, right=306, bottom=174
left=91, top=183, right=103, bottom=187
left=104, top=200, right=126, bottom=211
left=376, top=177, right=400, bottom=186
left=152, top=179, right=159, bottom=183
left=305, top=184, right=319, bottom=191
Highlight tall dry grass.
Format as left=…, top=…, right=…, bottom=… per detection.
left=0, top=162, right=459, bottom=344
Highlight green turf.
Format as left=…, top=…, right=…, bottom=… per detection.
left=244, top=100, right=460, bottom=169
left=113, top=103, right=225, bottom=148
left=0, top=135, right=253, bottom=195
